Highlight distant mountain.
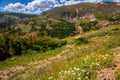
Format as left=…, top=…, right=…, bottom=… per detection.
left=0, top=12, right=36, bottom=19
left=0, top=2, right=120, bottom=38
left=0, top=12, right=37, bottom=29
left=41, top=2, right=120, bottom=20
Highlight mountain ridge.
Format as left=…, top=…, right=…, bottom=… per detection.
left=0, top=2, right=119, bottom=38
left=41, top=2, right=120, bottom=21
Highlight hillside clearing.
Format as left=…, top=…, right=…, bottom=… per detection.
left=0, top=24, right=120, bottom=80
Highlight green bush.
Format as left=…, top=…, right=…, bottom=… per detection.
left=106, top=37, right=120, bottom=49
left=74, top=37, right=89, bottom=45
left=0, top=35, right=67, bottom=61
left=44, top=19, right=76, bottom=38
left=0, top=36, right=12, bottom=61
left=115, top=69, right=120, bottom=80
left=33, top=37, right=67, bottom=51
left=80, top=21, right=101, bottom=32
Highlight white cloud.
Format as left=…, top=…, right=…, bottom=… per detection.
left=4, top=3, right=26, bottom=12
left=26, top=0, right=55, bottom=11
left=85, top=0, right=102, bottom=2
left=113, top=0, right=120, bottom=2
left=3, top=0, right=56, bottom=13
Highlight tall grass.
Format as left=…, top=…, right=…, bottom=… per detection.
left=115, top=69, right=120, bottom=80
left=0, top=24, right=120, bottom=80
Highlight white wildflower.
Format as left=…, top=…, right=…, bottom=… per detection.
left=105, top=54, right=109, bottom=57
left=48, top=77, right=53, bottom=80
left=58, top=72, right=61, bottom=75
left=64, top=71, right=67, bottom=74
left=78, top=73, right=81, bottom=76
left=86, top=72, right=90, bottom=75
left=76, top=68, right=81, bottom=71
left=85, top=76, right=89, bottom=79
left=73, top=73, right=75, bottom=75
left=92, top=62, right=95, bottom=65
left=96, top=62, right=100, bottom=66
left=81, top=70, right=85, bottom=72
left=67, top=70, right=70, bottom=75
left=74, top=67, right=77, bottom=70
left=103, top=57, right=106, bottom=59
left=72, top=70, right=74, bottom=73
left=61, top=70, right=63, bottom=72
left=78, top=77, right=81, bottom=80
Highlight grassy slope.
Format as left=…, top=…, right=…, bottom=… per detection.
left=0, top=24, right=120, bottom=80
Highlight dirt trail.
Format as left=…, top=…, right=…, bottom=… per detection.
left=0, top=44, right=77, bottom=80
left=97, top=47, right=120, bottom=80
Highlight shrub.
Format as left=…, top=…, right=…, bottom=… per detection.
left=115, top=69, right=120, bottom=80
left=0, top=36, right=11, bottom=61
left=79, top=21, right=101, bottom=32
left=33, top=37, right=67, bottom=52
left=0, top=35, right=67, bottom=61
left=74, top=37, right=89, bottom=45
left=38, top=19, right=76, bottom=38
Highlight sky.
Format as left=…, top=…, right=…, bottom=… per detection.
left=0, top=0, right=120, bottom=14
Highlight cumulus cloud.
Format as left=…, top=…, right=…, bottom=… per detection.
left=2, top=0, right=120, bottom=14
left=26, top=0, right=55, bottom=11
left=4, top=3, right=26, bottom=12
left=3, top=0, right=56, bottom=13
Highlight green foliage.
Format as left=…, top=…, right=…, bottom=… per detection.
left=0, top=24, right=119, bottom=79
left=0, top=35, right=67, bottom=61
left=106, top=38, right=120, bottom=49
left=79, top=21, right=101, bottom=32
left=74, top=37, right=89, bottom=45
left=96, top=12, right=120, bottom=23
left=0, top=36, right=11, bottom=61
left=115, top=69, right=120, bottom=80
left=6, top=18, right=76, bottom=38
left=108, top=13, right=120, bottom=22
left=33, top=37, right=67, bottom=51
left=96, top=12, right=111, bottom=20
left=0, top=35, right=26, bottom=61
left=46, top=19, right=76, bottom=38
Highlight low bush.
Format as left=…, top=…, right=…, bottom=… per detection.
left=32, top=37, right=67, bottom=51
left=0, top=35, right=67, bottom=61
left=80, top=21, right=101, bottom=32
left=115, top=69, right=120, bottom=80
left=74, top=37, right=89, bottom=45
